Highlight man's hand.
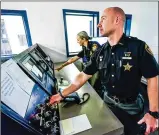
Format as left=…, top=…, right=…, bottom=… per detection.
left=55, top=66, right=63, bottom=71
left=138, top=113, right=158, bottom=135
left=49, top=93, right=63, bottom=104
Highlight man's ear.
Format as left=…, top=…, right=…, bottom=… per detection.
left=115, top=16, right=120, bottom=24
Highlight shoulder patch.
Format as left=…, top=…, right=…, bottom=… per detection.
left=92, top=43, right=98, bottom=51
left=145, top=44, right=153, bottom=56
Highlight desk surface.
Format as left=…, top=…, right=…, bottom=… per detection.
left=54, top=63, right=123, bottom=135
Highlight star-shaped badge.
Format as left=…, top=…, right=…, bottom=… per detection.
left=123, top=62, right=132, bottom=71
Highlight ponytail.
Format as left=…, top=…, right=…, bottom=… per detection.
left=77, top=31, right=91, bottom=40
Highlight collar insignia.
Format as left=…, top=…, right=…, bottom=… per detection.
left=124, top=52, right=131, bottom=57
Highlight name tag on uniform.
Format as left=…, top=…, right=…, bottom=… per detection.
left=122, top=57, right=132, bottom=60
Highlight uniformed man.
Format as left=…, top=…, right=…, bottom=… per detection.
left=50, top=7, right=159, bottom=135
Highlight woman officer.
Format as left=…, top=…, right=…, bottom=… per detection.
left=55, top=31, right=101, bottom=94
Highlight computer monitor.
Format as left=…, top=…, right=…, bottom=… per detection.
left=22, top=56, right=43, bottom=82
left=19, top=49, right=55, bottom=96
left=90, top=37, right=107, bottom=46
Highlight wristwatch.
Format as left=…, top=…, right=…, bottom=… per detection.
left=58, top=90, right=65, bottom=99
left=148, top=111, right=159, bottom=119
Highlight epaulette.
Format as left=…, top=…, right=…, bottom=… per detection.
left=127, top=36, right=145, bottom=43
left=127, top=36, right=138, bottom=40
left=126, top=36, right=145, bottom=46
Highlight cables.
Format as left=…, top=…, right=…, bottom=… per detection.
left=79, top=93, right=90, bottom=105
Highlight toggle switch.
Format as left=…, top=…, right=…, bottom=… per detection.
left=60, top=77, right=64, bottom=84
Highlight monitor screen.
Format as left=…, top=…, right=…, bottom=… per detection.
left=90, top=37, right=107, bottom=46
left=31, top=51, right=50, bottom=72
left=22, top=56, right=43, bottom=82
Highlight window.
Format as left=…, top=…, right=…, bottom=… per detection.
left=1, top=9, right=32, bottom=61
left=63, top=9, right=99, bottom=57
left=124, top=14, right=132, bottom=36
left=63, top=9, right=132, bottom=57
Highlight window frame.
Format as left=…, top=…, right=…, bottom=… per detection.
left=63, top=9, right=99, bottom=57
left=1, top=9, right=32, bottom=60
left=125, top=14, right=132, bottom=36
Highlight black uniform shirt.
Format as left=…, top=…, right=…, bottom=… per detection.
left=77, top=41, right=101, bottom=64
left=83, top=34, right=159, bottom=99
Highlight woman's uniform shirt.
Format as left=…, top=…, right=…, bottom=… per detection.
left=77, top=41, right=101, bottom=65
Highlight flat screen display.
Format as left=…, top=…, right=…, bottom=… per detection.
left=22, top=56, right=43, bottom=82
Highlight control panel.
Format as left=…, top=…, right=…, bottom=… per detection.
left=1, top=44, right=60, bottom=135
left=29, top=97, right=60, bottom=135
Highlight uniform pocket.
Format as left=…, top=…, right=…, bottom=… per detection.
left=98, top=63, right=110, bottom=83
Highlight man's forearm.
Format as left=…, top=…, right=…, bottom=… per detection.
left=62, top=72, right=92, bottom=97
left=147, top=76, right=158, bottom=112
